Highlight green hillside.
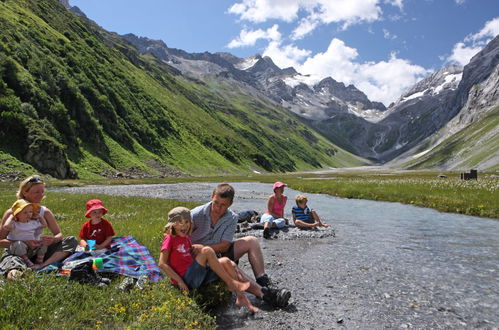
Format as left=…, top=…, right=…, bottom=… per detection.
left=400, top=106, right=499, bottom=171
left=0, top=0, right=367, bottom=179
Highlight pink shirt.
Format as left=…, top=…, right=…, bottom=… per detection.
left=161, top=234, right=193, bottom=278
left=266, top=193, right=287, bottom=218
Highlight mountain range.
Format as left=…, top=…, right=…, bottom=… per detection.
left=0, top=0, right=496, bottom=180
left=122, top=32, right=498, bottom=170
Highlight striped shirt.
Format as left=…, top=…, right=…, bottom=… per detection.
left=190, top=202, right=238, bottom=245
left=292, top=206, right=314, bottom=223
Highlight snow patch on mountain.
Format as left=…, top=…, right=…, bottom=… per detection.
left=235, top=57, right=259, bottom=70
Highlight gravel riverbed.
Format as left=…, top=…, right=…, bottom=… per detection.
left=52, top=182, right=499, bottom=329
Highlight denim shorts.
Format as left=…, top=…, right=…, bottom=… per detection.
left=182, top=260, right=219, bottom=289
left=260, top=213, right=287, bottom=228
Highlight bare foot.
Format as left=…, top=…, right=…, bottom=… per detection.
left=236, top=291, right=259, bottom=313
left=30, top=264, right=43, bottom=270
left=321, top=223, right=330, bottom=227
left=6, top=269, right=24, bottom=281
left=229, top=279, right=250, bottom=292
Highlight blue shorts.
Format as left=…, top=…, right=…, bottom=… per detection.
left=260, top=213, right=287, bottom=228
left=182, top=260, right=219, bottom=289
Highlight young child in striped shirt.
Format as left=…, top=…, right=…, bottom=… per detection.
left=291, top=195, right=329, bottom=229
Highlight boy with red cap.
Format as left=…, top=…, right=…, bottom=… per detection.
left=78, top=199, right=115, bottom=250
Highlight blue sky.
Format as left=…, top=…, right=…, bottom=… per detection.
left=70, top=0, right=499, bottom=105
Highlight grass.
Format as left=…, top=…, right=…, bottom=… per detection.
left=0, top=190, right=226, bottom=329
left=277, top=170, right=499, bottom=218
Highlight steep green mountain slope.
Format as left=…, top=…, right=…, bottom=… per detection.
left=0, top=0, right=366, bottom=179
left=396, top=106, right=499, bottom=171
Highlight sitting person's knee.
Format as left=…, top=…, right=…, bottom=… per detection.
left=201, top=246, right=214, bottom=255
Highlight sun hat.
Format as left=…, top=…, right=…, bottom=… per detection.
left=85, top=199, right=108, bottom=218
left=11, top=199, right=33, bottom=216
left=168, top=206, right=192, bottom=223
left=273, top=181, right=287, bottom=191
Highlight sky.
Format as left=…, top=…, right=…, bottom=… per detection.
left=69, top=0, right=499, bottom=106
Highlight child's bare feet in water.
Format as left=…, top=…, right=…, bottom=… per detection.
left=236, top=291, right=259, bottom=313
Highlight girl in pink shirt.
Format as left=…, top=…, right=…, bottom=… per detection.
left=158, top=207, right=258, bottom=312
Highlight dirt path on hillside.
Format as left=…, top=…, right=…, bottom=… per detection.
left=53, top=182, right=499, bottom=329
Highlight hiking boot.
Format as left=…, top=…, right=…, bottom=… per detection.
left=256, top=273, right=272, bottom=287
left=116, top=276, right=135, bottom=291
left=262, top=287, right=291, bottom=308
left=263, top=228, right=271, bottom=239
left=135, top=274, right=149, bottom=290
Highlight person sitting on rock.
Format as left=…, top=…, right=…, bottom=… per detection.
left=292, top=194, right=329, bottom=229
left=260, top=182, right=289, bottom=239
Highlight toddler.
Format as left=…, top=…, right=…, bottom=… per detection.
left=3, top=199, right=48, bottom=268
left=79, top=199, right=115, bottom=251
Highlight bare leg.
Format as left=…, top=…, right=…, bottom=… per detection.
left=196, top=247, right=249, bottom=292
left=37, top=251, right=70, bottom=268
left=233, top=265, right=263, bottom=298
left=233, top=237, right=266, bottom=278
left=312, top=210, right=329, bottom=227
left=221, top=259, right=259, bottom=312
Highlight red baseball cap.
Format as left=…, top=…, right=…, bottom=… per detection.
left=273, top=181, right=287, bottom=191
left=85, top=199, right=108, bottom=218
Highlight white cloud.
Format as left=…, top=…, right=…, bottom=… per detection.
left=447, top=42, right=483, bottom=66
left=383, top=28, right=397, bottom=40
left=447, top=17, right=499, bottom=65
left=263, top=41, right=312, bottom=69
left=467, top=17, right=499, bottom=42
left=454, top=0, right=466, bottom=5
left=229, top=0, right=402, bottom=37
left=227, top=24, right=281, bottom=48
left=228, top=0, right=300, bottom=23
left=262, top=38, right=429, bottom=105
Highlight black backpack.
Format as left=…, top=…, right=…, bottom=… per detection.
left=68, top=260, right=107, bottom=286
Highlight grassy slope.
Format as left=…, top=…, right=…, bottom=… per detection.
left=0, top=0, right=367, bottom=179
left=401, top=106, right=499, bottom=171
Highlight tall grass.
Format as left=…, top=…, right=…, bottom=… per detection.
left=280, top=171, right=499, bottom=218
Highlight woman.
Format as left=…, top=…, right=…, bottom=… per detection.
left=259, top=181, right=288, bottom=239
left=0, top=175, right=77, bottom=277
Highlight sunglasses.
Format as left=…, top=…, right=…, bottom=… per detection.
left=28, top=177, right=43, bottom=183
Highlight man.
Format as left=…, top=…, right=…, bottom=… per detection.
left=190, top=183, right=272, bottom=288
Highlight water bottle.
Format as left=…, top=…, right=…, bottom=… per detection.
left=62, top=257, right=94, bottom=270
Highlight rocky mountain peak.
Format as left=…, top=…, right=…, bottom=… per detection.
left=247, top=55, right=282, bottom=76
left=398, top=65, right=463, bottom=104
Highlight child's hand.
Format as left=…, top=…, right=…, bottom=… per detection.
left=190, top=244, right=203, bottom=258
left=178, top=280, right=189, bottom=292
left=40, top=235, right=55, bottom=246
left=24, top=240, right=41, bottom=249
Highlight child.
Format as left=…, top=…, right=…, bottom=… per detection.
left=260, top=181, right=288, bottom=239
left=79, top=199, right=115, bottom=251
left=158, top=206, right=258, bottom=313
left=3, top=199, right=48, bottom=268
left=292, top=195, right=329, bottom=228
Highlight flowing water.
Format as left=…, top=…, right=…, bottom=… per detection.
left=53, top=182, right=499, bottom=329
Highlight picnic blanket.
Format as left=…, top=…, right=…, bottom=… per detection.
left=62, top=236, right=162, bottom=282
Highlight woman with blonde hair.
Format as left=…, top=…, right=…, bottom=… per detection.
left=0, top=175, right=77, bottom=278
